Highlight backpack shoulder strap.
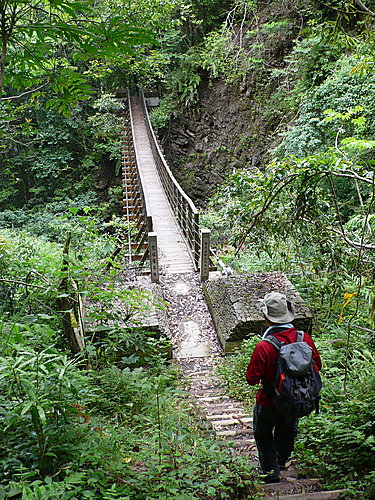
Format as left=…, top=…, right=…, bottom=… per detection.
left=263, top=335, right=282, bottom=351
left=296, top=330, right=304, bottom=342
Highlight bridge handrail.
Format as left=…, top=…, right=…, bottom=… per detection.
left=139, top=89, right=200, bottom=269
left=127, top=90, right=153, bottom=235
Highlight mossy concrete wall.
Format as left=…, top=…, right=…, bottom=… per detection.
left=203, top=272, right=313, bottom=353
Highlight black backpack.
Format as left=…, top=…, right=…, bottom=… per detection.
left=263, top=331, right=322, bottom=419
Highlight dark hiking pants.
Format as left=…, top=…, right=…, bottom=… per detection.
left=253, top=403, right=298, bottom=482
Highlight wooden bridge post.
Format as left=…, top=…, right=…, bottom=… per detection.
left=148, top=232, right=159, bottom=283
left=194, top=213, right=200, bottom=269
left=200, top=229, right=210, bottom=282
left=147, top=215, right=153, bottom=233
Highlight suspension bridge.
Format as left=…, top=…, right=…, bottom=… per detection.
left=120, top=90, right=217, bottom=281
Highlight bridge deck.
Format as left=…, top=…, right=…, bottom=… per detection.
left=130, top=97, right=194, bottom=274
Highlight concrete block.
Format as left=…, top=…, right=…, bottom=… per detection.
left=203, top=272, right=314, bottom=353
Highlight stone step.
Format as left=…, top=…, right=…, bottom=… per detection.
left=277, top=490, right=348, bottom=500
left=188, top=379, right=221, bottom=387
left=205, top=412, right=249, bottom=420
left=191, top=391, right=227, bottom=399
left=208, top=418, right=253, bottom=430
left=188, top=379, right=215, bottom=385
left=204, top=409, right=248, bottom=418
left=210, top=418, right=242, bottom=426
left=216, top=428, right=254, bottom=438
left=201, top=402, right=246, bottom=411
left=238, top=416, right=253, bottom=424
left=260, top=478, right=322, bottom=497
left=189, top=385, right=223, bottom=392
left=187, top=371, right=212, bottom=378
left=195, top=395, right=231, bottom=402
left=189, top=382, right=223, bottom=388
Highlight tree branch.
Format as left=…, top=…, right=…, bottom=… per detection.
left=234, top=172, right=301, bottom=254
left=311, top=219, right=375, bottom=250
left=326, top=169, right=374, bottom=185
left=235, top=165, right=374, bottom=254
left=353, top=0, right=375, bottom=17
left=0, top=83, right=48, bottom=100
left=327, top=174, right=347, bottom=241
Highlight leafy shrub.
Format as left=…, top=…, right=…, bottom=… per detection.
left=200, top=27, right=254, bottom=84
left=0, top=346, right=91, bottom=481
left=0, top=352, right=257, bottom=499
left=170, top=49, right=203, bottom=106
left=0, top=191, right=101, bottom=243
left=278, top=56, right=375, bottom=157
left=150, top=94, right=176, bottom=131
left=296, top=342, right=375, bottom=488
left=0, top=318, right=61, bottom=355
left=0, top=229, right=64, bottom=316
left=286, top=34, right=344, bottom=89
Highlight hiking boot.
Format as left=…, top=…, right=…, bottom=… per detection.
left=263, top=475, right=280, bottom=484
left=277, top=458, right=291, bottom=470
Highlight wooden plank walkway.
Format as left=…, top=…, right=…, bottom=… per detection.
left=130, top=97, right=195, bottom=275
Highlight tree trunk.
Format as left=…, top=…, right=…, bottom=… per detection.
left=58, top=232, right=85, bottom=354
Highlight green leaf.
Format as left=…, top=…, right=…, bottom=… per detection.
left=37, top=404, right=47, bottom=424
left=20, top=401, right=34, bottom=416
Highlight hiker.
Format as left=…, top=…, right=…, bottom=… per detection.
left=246, top=291, right=322, bottom=484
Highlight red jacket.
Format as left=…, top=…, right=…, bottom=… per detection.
left=246, top=327, right=322, bottom=407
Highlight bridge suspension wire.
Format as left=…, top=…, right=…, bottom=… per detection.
left=126, top=90, right=160, bottom=280
left=121, top=112, right=134, bottom=265
left=116, top=92, right=159, bottom=280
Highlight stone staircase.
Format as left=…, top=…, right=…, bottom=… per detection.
left=178, top=357, right=258, bottom=458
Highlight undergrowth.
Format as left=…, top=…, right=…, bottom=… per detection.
left=0, top=224, right=258, bottom=499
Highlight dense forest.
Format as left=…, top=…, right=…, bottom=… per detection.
left=0, top=0, right=374, bottom=498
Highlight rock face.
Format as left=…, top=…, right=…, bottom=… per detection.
left=163, top=78, right=272, bottom=203
left=161, top=5, right=302, bottom=205
left=203, top=272, right=313, bottom=353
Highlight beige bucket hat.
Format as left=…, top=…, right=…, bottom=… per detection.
left=259, top=291, right=295, bottom=323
